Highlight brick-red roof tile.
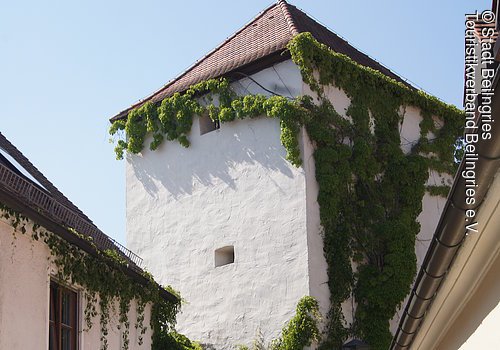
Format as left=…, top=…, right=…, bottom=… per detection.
left=111, top=1, right=411, bottom=121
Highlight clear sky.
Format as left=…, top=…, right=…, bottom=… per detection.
left=0, top=0, right=491, bottom=245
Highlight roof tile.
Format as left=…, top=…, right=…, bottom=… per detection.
left=111, top=1, right=411, bottom=121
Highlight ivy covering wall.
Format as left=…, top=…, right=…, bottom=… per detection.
left=109, top=33, right=463, bottom=349
left=0, top=203, right=199, bottom=350
left=239, top=296, right=321, bottom=350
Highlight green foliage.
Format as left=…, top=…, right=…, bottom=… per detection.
left=237, top=328, right=268, bottom=350
left=288, top=32, right=463, bottom=349
left=108, top=32, right=463, bottom=350
left=239, top=297, right=320, bottom=350
left=153, top=330, right=203, bottom=350
left=237, top=346, right=251, bottom=350
left=270, top=297, right=321, bottom=350
left=0, top=203, right=183, bottom=350
left=426, top=185, right=451, bottom=197
left=109, top=79, right=305, bottom=167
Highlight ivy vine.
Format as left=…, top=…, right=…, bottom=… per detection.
left=426, top=185, right=452, bottom=197
left=238, top=296, right=321, bottom=350
left=0, top=203, right=186, bottom=350
left=270, top=296, right=321, bottom=350
left=109, top=79, right=304, bottom=167
left=109, top=32, right=464, bottom=350
left=288, top=33, right=463, bottom=349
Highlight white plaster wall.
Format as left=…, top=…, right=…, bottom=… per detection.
left=390, top=107, right=451, bottom=332
left=302, top=122, right=330, bottom=326
left=398, top=105, right=451, bottom=268
left=126, top=60, right=311, bottom=349
left=0, top=216, right=153, bottom=350
left=301, top=83, right=354, bottom=328
left=0, top=219, right=50, bottom=350
left=231, top=60, right=302, bottom=98
left=127, top=116, right=310, bottom=349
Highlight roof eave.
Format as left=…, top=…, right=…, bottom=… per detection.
left=109, top=48, right=291, bottom=123
left=0, top=185, right=178, bottom=303
left=109, top=2, right=287, bottom=123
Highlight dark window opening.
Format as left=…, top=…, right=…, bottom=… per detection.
left=200, top=114, right=220, bottom=135
left=215, top=246, right=235, bottom=267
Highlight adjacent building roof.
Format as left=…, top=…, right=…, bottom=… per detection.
left=110, top=0, right=411, bottom=122
left=0, top=131, right=176, bottom=302
left=0, top=131, right=141, bottom=265
left=0, top=132, right=89, bottom=220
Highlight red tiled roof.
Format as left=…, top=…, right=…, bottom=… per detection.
left=110, top=0, right=411, bottom=121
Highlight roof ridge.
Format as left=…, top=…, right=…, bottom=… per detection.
left=283, top=3, right=415, bottom=89
left=276, top=0, right=299, bottom=36
left=116, top=3, right=281, bottom=116
left=110, top=2, right=414, bottom=121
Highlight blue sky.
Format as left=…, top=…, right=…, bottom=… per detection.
left=0, top=0, right=490, bottom=245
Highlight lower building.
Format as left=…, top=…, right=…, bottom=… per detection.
left=0, top=131, right=178, bottom=350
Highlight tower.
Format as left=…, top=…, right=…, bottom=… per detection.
left=110, top=2, right=460, bottom=348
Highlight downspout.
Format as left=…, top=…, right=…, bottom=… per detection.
left=390, top=62, right=500, bottom=350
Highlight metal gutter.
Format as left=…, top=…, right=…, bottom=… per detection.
left=390, top=69, right=500, bottom=349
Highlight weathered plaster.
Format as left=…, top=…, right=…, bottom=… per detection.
left=127, top=60, right=311, bottom=348
left=126, top=59, right=449, bottom=348
left=127, top=116, right=310, bottom=348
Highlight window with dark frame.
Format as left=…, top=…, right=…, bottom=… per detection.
left=49, top=281, right=78, bottom=350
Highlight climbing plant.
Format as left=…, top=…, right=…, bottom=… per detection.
left=288, top=33, right=463, bottom=349
left=0, top=203, right=189, bottom=350
left=109, top=32, right=463, bottom=350
left=109, top=79, right=304, bottom=167
left=237, top=296, right=321, bottom=350
left=270, top=296, right=321, bottom=350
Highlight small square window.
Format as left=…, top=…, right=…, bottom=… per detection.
left=200, top=114, right=220, bottom=135
left=215, top=246, right=234, bottom=267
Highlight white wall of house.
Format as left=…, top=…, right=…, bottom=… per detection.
left=0, top=216, right=153, bottom=350
left=0, top=218, right=50, bottom=350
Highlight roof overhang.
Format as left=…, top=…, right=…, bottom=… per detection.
left=109, top=49, right=291, bottom=122
left=0, top=184, right=178, bottom=303
left=109, top=0, right=413, bottom=123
